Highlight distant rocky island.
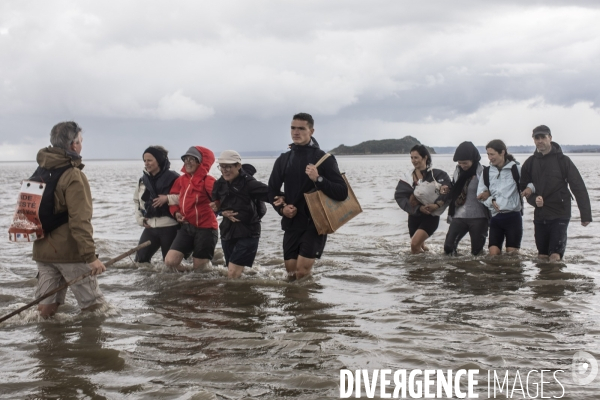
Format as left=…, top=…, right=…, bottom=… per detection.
left=329, top=136, right=435, bottom=155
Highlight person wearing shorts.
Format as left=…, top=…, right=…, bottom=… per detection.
left=165, top=146, right=218, bottom=272
left=169, top=224, right=218, bottom=261
left=408, top=214, right=439, bottom=239
left=394, top=145, right=450, bottom=254
left=488, top=211, right=523, bottom=252
left=520, top=125, right=592, bottom=262
left=268, top=113, right=348, bottom=281
left=35, top=262, right=104, bottom=310
left=533, top=218, right=570, bottom=259
left=133, top=145, right=180, bottom=263
left=283, top=225, right=327, bottom=261
left=477, top=139, right=523, bottom=255
left=32, top=121, right=106, bottom=318
left=210, top=150, right=269, bottom=278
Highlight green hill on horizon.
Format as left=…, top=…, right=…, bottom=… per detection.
left=329, top=136, right=435, bottom=155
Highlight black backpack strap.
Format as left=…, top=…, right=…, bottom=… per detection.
left=243, top=174, right=268, bottom=220
left=483, top=166, right=490, bottom=189
left=29, top=164, right=72, bottom=182
left=203, top=177, right=212, bottom=201
left=30, top=165, right=73, bottom=234
left=510, top=164, right=520, bottom=187
left=511, top=164, right=524, bottom=215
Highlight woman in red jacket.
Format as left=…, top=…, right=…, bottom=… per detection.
left=165, top=146, right=218, bottom=271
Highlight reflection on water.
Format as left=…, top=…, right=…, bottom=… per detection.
left=0, top=155, right=598, bottom=398
left=530, top=262, right=596, bottom=300
left=34, top=315, right=123, bottom=399
left=443, top=258, right=526, bottom=295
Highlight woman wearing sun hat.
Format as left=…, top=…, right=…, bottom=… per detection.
left=210, top=150, right=269, bottom=278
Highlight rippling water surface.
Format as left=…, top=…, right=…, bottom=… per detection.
left=0, top=154, right=599, bottom=399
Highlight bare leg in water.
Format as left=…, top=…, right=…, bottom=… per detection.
left=411, top=229, right=430, bottom=254
left=165, top=250, right=210, bottom=272
left=284, top=256, right=316, bottom=281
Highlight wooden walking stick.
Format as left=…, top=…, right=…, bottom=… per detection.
left=0, top=240, right=151, bottom=324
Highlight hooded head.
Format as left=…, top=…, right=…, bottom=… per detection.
left=242, top=163, right=256, bottom=176
left=143, top=145, right=169, bottom=175
left=453, top=141, right=481, bottom=162
left=180, top=146, right=215, bottom=178
left=181, top=146, right=202, bottom=164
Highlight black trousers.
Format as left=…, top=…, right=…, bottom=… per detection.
left=135, top=225, right=180, bottom=263
left=444, top=217, right=489, bottom=256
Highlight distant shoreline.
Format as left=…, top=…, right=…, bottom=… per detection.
left=2, top=146, right=599, bottom=163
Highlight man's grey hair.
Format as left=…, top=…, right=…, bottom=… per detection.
left=50, top=121, right=82, bottom=151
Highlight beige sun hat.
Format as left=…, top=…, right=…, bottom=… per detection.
left=217, top=150, right=242, bottom=164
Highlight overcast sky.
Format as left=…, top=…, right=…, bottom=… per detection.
left=1, top=1, right=600, bottom=160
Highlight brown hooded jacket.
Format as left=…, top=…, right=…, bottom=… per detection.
left=32, top=147, right=98, bottom=264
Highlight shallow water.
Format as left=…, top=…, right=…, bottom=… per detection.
left=0, top=154, right=599, bottom=399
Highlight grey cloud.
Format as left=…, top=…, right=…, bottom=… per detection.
left=1, top=0, right=600, bottom=159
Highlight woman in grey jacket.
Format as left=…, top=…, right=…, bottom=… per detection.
left=443, top=142, right=489, bottom=256
left=476, top=140, right=522, bottom=255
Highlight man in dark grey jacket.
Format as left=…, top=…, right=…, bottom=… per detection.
left=520, top=125, right=592, bottom=261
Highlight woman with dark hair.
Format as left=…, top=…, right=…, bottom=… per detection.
left=443, top=141, right=489, bottom=256
left=395, top=144, right=451, bottom=254
left=476, top=139, right=523, bottom=255
left=133, top=146, right=181, bottom=262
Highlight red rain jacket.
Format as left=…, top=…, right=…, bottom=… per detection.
left=169, top=146, right=218, bottom=230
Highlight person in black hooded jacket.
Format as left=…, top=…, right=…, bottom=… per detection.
left=443, top=141, right=489, bottom=256
left=133, top=146, right=180, bottom=262
left=520, top=125, right=592, bottom=261
left=211, top=150, right=269, bottom=278
left=268, top=113, right=348, bottom=281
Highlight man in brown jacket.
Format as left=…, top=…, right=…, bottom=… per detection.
left=32, top=121, right=106, bottom=318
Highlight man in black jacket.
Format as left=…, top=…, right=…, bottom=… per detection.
left=520, top=125, right=592, bottom=261
left=268, top=113, right=348, bottom=280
